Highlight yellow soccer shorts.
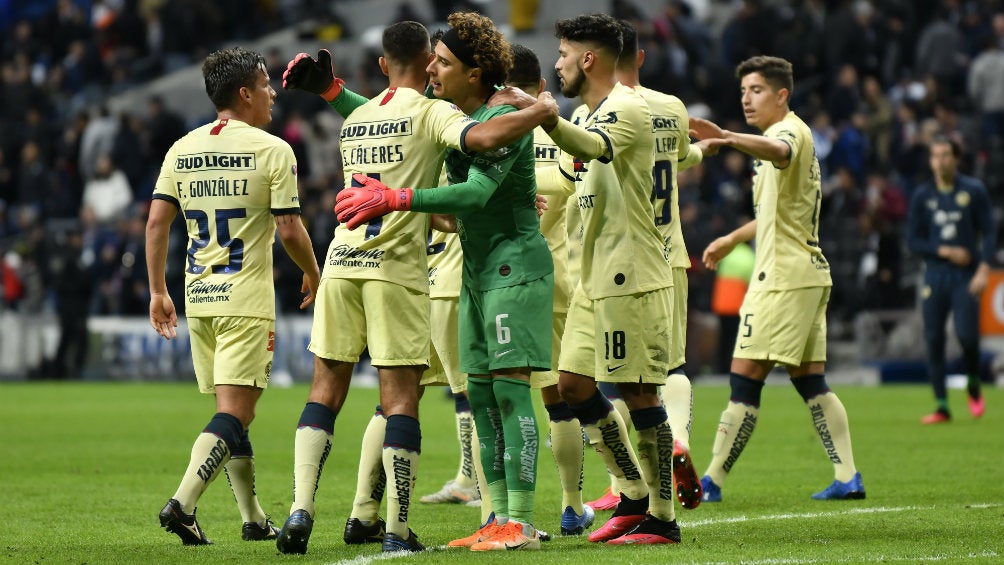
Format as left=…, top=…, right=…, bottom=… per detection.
left=559, top=286, right=673, bottom=384
left=732, top=286, right=829, bottom=367
left=309, top=277, right=430, bottom=367
left=189, top=316, right=275, bottom=394
left=424, top=296, right=466, bottom=392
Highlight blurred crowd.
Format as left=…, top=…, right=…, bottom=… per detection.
left=1, top=0, right=1002, bottom=377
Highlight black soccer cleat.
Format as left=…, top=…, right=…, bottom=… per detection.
left=343, top=517, right=386, bottom=544
left=242, top=517, right=280, bottom=541
left=159, top=498, right=211, bottom=545
left=276, top=510, right=313, bottom=554
left=382, top=530, right=425, bottom=553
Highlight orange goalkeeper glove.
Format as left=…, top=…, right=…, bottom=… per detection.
left=335, top=173, right=414, bottom=230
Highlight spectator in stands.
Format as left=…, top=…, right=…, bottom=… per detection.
left=52, top=227, right=93, bottom=379
left=82, top=154, right=132, bottom=224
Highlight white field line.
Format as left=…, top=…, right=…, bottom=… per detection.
left=324, top=503, right=1003, bottom=565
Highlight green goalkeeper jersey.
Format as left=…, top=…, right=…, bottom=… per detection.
left=411, top=103, right=553, bottom=292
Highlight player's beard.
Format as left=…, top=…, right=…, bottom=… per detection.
left=559, top=64, right=586, bottom=98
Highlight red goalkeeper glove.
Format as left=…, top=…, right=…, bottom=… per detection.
left=335, top=173, right=414, bottom=230
left=282, top=49, right=344, bottom=101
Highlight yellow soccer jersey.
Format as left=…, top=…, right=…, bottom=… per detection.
left=751, top=111, right=832, bottom=291
left=567, top=84, right=671, bottom=299
left=533, top=127, right=570, bottom=312
left=153, top=118, right=300, bottom=319
left=325, top=87, right=477, bottom=293
left=427, top=230, right=462, bottom=298
left=638, top=85, right=699, bottom=269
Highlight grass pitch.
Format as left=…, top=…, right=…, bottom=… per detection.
left=2, top=380, right=1001, bottom=565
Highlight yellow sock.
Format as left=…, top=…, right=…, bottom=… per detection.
left=704, top=402, right=758, bottom=486
left=661, top=373, right=693, bottom=448
left=291, top=426, right=332, bottom=516
left=173, top=432, right=231, bottom=514
left=808, top=392, right=858, bottom=482
left=583, top=408, right=647, bottom=501
left=224, top=456, right=266, bottom=525
left=637, top=420, right=675, bottom=522
left=350, top=413, right=386, bottom=521
left=549, top=418, right=584, bottom=512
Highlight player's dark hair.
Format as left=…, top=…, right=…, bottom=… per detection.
left=447, top=11, right=512, bottom=88
left=554, top=14, right=623, bottom=59
left=616, top=19, right=639, bottom=65
left=508, top=43, right=541, bottom=89
left=383, top=21, right=430, bottom=63
left=735, top=55, right=794, bottom=95
left=202, top=47, right=266, bottom=111
left=930, top=134, right=961, bottom=158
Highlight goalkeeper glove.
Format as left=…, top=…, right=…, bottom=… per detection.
left=334, top=173, right=414, bottom=230
left=282, top=49, right=344, bottom=101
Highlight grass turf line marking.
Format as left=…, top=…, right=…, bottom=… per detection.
left=681, top=503, right=1001, bottom=528
left=691, top=550, right=1000, bottom=565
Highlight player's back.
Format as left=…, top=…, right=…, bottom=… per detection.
left=330, top=87, right=477, bottom=293
left=637, top=86, right=692, bottom=270
left=155, top=119, right=298, bottom=319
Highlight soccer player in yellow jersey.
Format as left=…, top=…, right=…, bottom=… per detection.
left=532, top=13, right=682, bottom=545
left=613, top=19, right=706, bottom=511
left=276, top=21, right=556, bottom=554
left=147, top=47, right=321, bottom=546
left=690, top=55, right=865, bottom=503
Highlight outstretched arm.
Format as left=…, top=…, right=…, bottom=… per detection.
left=703, top=220, right=757, bottom=270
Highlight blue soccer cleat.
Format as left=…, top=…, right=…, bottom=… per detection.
left=811, top=472, right=866, bottom=500
left=560, top=504, right=595, bottom=535
left=700, top=475, right=722, bottom=502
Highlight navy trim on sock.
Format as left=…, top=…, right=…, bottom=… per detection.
left=204, top=412, right=243, bottom=453
left=630, top=405, right=668, bottom=431
left=790, top=373, right=830, bottom=402
left=231, top=429, right=253, bottom=457
left=544, top=401, right=576, bottom=422
left=597, top=381, right=622, bottom=400
left=454, top=393, right=471, bottom=413
left=374, top=404, right=384, bottom=417
left=384, top=414, right=421, bottom=454
left=297, top=401, right=336, bottom=433
left=668, top=364, right=687, bottom=376
left=729, top=372, right=765, bottom=408
left=568, top=389, right=615, bottom=426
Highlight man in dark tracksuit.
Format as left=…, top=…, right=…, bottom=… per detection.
left=907, top=136, right=996, bottom=424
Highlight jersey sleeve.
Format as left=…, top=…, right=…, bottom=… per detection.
left=268, top=141, right=301, bottom=214
left=426, top=100, right=479, bottom=153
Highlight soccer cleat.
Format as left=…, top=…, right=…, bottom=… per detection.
left=587, top=513, right=646, bottom=542
left=241, top=517, right=279, bottom=541
left=382, top=530, right=425, bottom=552
left=968, top=395, right=985, bottom=419
left=672, top=440, right=703, bottom=509
left=921, top=410, right=951, bottom=425
left=159, top=498, right=211, bottom=545
left=470, top=520, right=541, bottom=551
left=538, top=528, right=552, bottom=542
left=419, top=479, right=480, bottom=504
left=585, top=486, right=620, bottom=511
left=448, top=513, right=501, bottom=548
left=811, top=472, right=866, bottom=500
left=343, top=517, right=386, bottom=544
left=560, top=504, right=595, bottom=535
left=276, top=510, right=313, bottom=554
left=700, top=475, right=722, bottom=502
left=607, top=515, right=681, bottom=545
